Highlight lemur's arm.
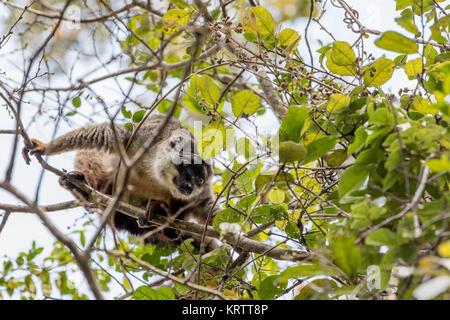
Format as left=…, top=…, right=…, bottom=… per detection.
left=23, top=122, right=130, bottom=164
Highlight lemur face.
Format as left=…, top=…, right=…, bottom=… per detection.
left=171, top=154, right=212, bottom=200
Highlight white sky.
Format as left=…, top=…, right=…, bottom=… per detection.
left=0, top=0, right=447, bottom=299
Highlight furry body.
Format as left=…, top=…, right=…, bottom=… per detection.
left=24, top=115, right=217, bottom=249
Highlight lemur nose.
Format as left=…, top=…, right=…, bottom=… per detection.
left=180, top=182, right=193, bottom=195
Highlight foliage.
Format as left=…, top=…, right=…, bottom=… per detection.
left=0, top=0, right=449, bottom=300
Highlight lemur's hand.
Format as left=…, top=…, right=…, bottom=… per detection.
left=22, top=139, right=47, bottom=165
left=58, top=171, right=90, bottom=201
left=138, top=200, right=168, bottom=228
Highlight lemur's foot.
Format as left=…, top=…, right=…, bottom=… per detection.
left=22, top=139, right=48, bottom=165
left=58, top=171, right=90, bottom=201
left=137, top=200, right=167, bottom=228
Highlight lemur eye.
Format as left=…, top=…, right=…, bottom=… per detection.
left=197, top=178, right=205, bottom=185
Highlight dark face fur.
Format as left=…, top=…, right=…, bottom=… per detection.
left=173, top=159, right=212, bottom=197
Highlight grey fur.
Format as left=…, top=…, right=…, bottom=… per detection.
left=30, top=115, right=218, bottom=240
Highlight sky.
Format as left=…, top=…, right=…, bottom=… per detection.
left=0, top=0, right=446, bottom=299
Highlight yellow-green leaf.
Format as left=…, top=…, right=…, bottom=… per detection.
left=326, top=50, right=356, bottom=76
left=162, top=9, right=191, bottom=34
left=365, top=228, right=397, bottom=246
left=412, top=96, right=439, bottom=115
left=232, top=90, right=261, bottom=117
left=192, top=75, right=221, bottom=105
left=363, top=58, right=394, bottom=87
left=251, top=7, right=275, bottom=36
left=278, top=28, right=298, bottom=46
left=198, top=121, right=226, bottom=159
left=330, top=41, right=355, bottom=66
left=189, top=74, right=202, bottom=98
left=268, top=189, right=285, bottom=204
left=279, top=141, right=308, bottom=163
left=426, top=157, right=450, bottom=173
left=278, top=28, right=300, bottom=53
left=236, top=137, right=255, bottom=160
left=375, top=31, right=418, bottom=54
left=404, top=58, right=423, bottom=78
left=327, top=94, right=350, bottom=113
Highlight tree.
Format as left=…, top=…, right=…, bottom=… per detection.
left=0, top=0, right=449, bottom=300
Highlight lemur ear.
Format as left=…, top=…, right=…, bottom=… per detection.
left=169, top=136, right=183, bottom=150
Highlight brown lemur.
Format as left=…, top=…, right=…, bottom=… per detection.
left=22, top=114, right=219, bottom=251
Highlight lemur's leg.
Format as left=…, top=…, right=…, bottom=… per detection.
left=22, top=122, right=130, bottom=164
left=22, top=139, right=48, bottom=164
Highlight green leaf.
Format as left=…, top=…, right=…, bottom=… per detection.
left=232, top=90, right=261, bottom=117
left=72, top=96, right=81, bottom=108
left=251, top=7, right=275, bottom=36
left=213, top=208, right=244, bottom=232
left=348, top=127, right=368, bottom=155
left=121, top=106, right=132, bottom=119
left=134, top=286, right=158, bottom=300
left=279, top=264, right=333, bottom=281
left=396, top=243, right=418, bottom=262
left=395, top=8, right=419, bottom=35
left=155, top=287, right=175, bottom=300
left=134, top=286, right=175, bottom=300
left=369, top=107, right=391, bottom=126
left=338, top=165, right=370, bottom=198
left=132, top=110, right=146, bottom=123
left=327, top=149, right=348, bottom=167
left=235, top=170, right=254, bottom=194
left=252, top=205, right=273, bottom=224
left=330, top=41, right=356, bottom=66
left=258, top=275, right=287, bottom=300
left=279, top=106, right=309, bottom=143
left=300, top=136, right=337, bottom=165
left=124, top=123, right=133, bottom=131
left=395, top=0, right=415, bottom=10
left=363, top=58, right=394, bottom=87
left=279, top=141, right=308, bottom=163
left=375, top=31, right=418, bottom=54
left=365, top=228, right=398, bottom=246
left=331, top=236, right=360, bottom=276
left=285, top=222, right=301, bottom=238
left=327, top=94, right=350, bottom=113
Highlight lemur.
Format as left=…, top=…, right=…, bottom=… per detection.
left=22, top=115, right=218, bottom=251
